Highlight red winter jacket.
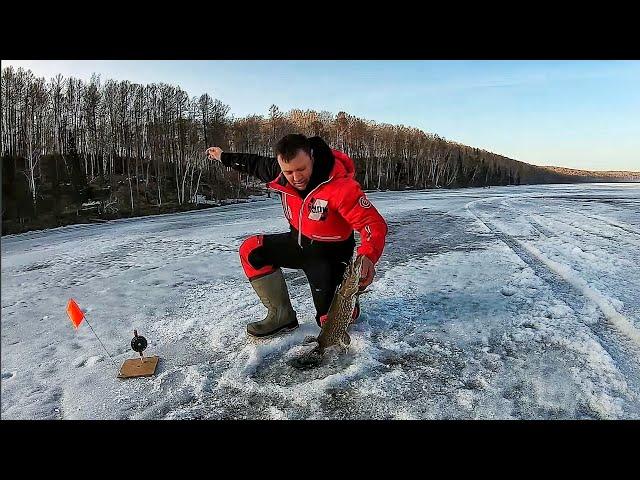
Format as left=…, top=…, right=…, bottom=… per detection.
left=266, top=149, right=387, bottom=264
left=220, top=140, right=387, bottom=264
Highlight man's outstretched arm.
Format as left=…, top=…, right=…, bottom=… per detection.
left=206, top=146, right=280, bottom=183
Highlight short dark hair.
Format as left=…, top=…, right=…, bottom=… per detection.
left=274, top=134, right=311, bottom=162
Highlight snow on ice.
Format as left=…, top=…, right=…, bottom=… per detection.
left=2, top=183, right=639, bottom=419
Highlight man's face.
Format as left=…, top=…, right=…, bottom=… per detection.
left=278, top=149, right=313, bottom=190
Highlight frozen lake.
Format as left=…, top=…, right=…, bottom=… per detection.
left=2, top=183, right=639, bottom=419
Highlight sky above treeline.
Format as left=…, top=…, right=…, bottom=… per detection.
left=4, top=60, right=639, bottom=172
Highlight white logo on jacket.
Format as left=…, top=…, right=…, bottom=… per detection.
left=308, top=198, right=329, bottom=221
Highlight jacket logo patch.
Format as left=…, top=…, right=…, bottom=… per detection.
left=308, top=198, right=329, bottom=221
left=359, top=196, right=372, bottom=208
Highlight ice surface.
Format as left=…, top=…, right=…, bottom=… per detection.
left=2, top=184, right=640, bottom=419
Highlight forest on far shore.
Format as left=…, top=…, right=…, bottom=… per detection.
left=2, top=66, right=638, bottom=235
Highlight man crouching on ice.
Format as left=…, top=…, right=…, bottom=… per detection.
left=206, top=134, right=388, bottom=338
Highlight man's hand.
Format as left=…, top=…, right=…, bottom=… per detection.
left=358, top=255, right=375, bottom=289
left=205, top=146, right=223, bottom=162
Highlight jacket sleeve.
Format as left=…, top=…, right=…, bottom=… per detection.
left=336, top=180, right=388, bottom=264
left=220, top=152, right=280, bottom=183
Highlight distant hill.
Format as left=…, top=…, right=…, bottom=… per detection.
left=540, top=166, right=640, bottom=183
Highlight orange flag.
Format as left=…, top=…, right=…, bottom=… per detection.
left=66, top=299, right=85, bottom=329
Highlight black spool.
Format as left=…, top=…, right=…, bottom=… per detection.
left=131, top=329, right=148, bottom=354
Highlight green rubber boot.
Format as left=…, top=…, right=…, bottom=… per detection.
left=247, top=269, right=298, bottom=338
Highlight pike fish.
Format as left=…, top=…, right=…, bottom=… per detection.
left=289, top=255, right=364, bottom=370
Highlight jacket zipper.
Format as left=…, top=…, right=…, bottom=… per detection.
left=268, top=177, right=334, bottom=248
left=298, top=177, right=333, bottom=247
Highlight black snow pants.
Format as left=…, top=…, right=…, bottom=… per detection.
left=247, top=229, right=355, bottom=326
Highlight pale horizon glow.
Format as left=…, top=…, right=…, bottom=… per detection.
left=2, top=60, right=639, bottom=172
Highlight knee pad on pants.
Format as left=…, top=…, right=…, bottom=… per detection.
left=239, top=235, right=276, bottom=280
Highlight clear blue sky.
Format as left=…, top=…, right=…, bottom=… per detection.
left=3, top=60, right=639, bottom=171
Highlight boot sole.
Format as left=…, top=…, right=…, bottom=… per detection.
left=246, top=322, right=299, bottom=340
